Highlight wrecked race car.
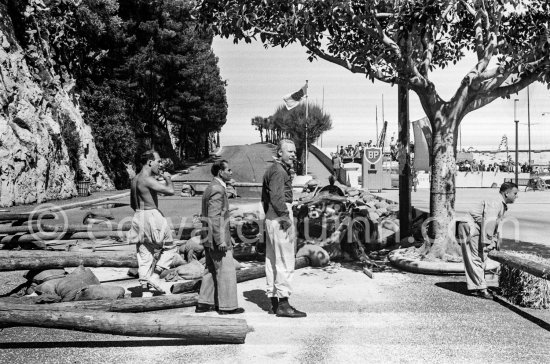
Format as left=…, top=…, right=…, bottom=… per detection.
left=292, top=193, right=380, bottom=263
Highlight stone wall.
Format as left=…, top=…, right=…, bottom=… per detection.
left=0, top=5, right=113, bottom=207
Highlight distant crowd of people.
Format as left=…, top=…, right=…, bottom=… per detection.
left=336, top=140, right=377, bottom=159
left=457, top=160, right=549, bottom=174
left=335, top=136, right=399, bottom=161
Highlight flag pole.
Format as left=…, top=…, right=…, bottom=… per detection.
left=304, top=80, right=309, bottom=176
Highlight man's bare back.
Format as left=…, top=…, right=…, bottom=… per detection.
left=131, top=152, right=175, bottom=211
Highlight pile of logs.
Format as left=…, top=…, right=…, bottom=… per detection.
left=0, top=187, right=375, bottom=344
left=0, top=217, right=199, bottom=251
left=0, top=204, right=312, bottom=344
left=0, top=252, right=311, bottom=343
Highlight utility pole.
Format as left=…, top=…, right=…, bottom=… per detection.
left=527, top=86, right=531, bottom=166
left=321, top=86, right=324, bottom=147
left=381, top=94, right=385, bottom=146
left=514, top=99, right=519, bottom=185
left=398, top=85, right=411, bottom=237
left=304, top=80, right=309, bottom=176
left=375, top=105, right=379, bottom=143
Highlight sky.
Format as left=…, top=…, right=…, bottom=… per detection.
left=212, top=37, right=550, bottom=152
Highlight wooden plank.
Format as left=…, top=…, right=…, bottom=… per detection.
left=0, top=305, right=248, bottom=344
left=488, top=250, right=550, bottom=280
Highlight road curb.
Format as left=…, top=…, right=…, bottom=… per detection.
left=388, top=248, right=499, bottom=275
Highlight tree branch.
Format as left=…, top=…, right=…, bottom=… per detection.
left=478, top=65, right=505, bottom=81
left=473, top=4, right=487, bottom=60
left=420, top=27, right=434, bottom=77
left=406, top=25, right=426, bottom=85
left=248, top=22, right=279, bottom=36
left=368, top=8, right=402, bottom=60
left=459, top=0, right=476, bottom=16
left=466, top=72, right=541, bottom=114
left=303, top=44, right=367, bottom=75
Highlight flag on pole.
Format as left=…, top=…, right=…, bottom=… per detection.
left=283, top=83, right=308, bottom=110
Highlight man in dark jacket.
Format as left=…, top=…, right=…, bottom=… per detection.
left=261, top=139, right=306, bottom=318
left=195, top=160, right=244, bottom=315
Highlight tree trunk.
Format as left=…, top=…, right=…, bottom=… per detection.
left=0, top=305, right=248, bottom=343
left=1, top=293, right=199, bottom=313
left=421, top=122, right=461, bottom=261
left=260, top=129, right=263, bottom=143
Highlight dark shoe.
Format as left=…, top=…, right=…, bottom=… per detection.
left=195, top=303, right=215, bottom=313
left=472, top=289, right=493, bottom=300
left=218, top=307, right=245, bottom=315
left=275, top=300, right=307, bottom=318
left=268, top=297, right=279, bottom=315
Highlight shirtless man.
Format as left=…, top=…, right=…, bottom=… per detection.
left=127, top=150, right=176, bottom=295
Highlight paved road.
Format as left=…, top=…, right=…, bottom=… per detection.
left=1, top=265, right=549, bottom=363
left=375, top=188, right=550, bottom=257
left=174, top=144, right=278, bottom=183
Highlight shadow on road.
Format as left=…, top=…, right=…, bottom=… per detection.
left=0, top=339, right=220, bottom=349
left=492, top=295, right=550, bottom=333
left=435, top=281, right=472, bottom=297
left=242, top=289, right=271, bottom=313
left=436, top=282, right=550, bottom=333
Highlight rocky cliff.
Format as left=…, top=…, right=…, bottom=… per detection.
left=0, top=4, right=113, bottom=207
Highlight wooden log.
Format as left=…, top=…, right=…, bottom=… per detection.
left=71, top=231, right=127, bottom=240
left=488, top=250, right=550, bottom=280
left=362, top=266, right=374, bottom=279
left=0, top=248, right=253, bottom=271
left=0, top=251, right=138, bottom=271
left=171, top=256, right=310, bottom=294
left=0, top=213, right=56, bottom=221
left=1, top=232, right=71, bottom=244
left=0, top=305, right=248, bottom=343
left=31, top=192, right=131, bottom=213
left=1, top=293, right=199, bottom=312
left=0, top=222, right=197, bottom=238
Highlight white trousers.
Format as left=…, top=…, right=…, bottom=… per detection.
left=127, top=209, right=175, bottom=283
left=265, top=203, right=296, bottom=298
left=136, top=242, right=176, bottom=284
